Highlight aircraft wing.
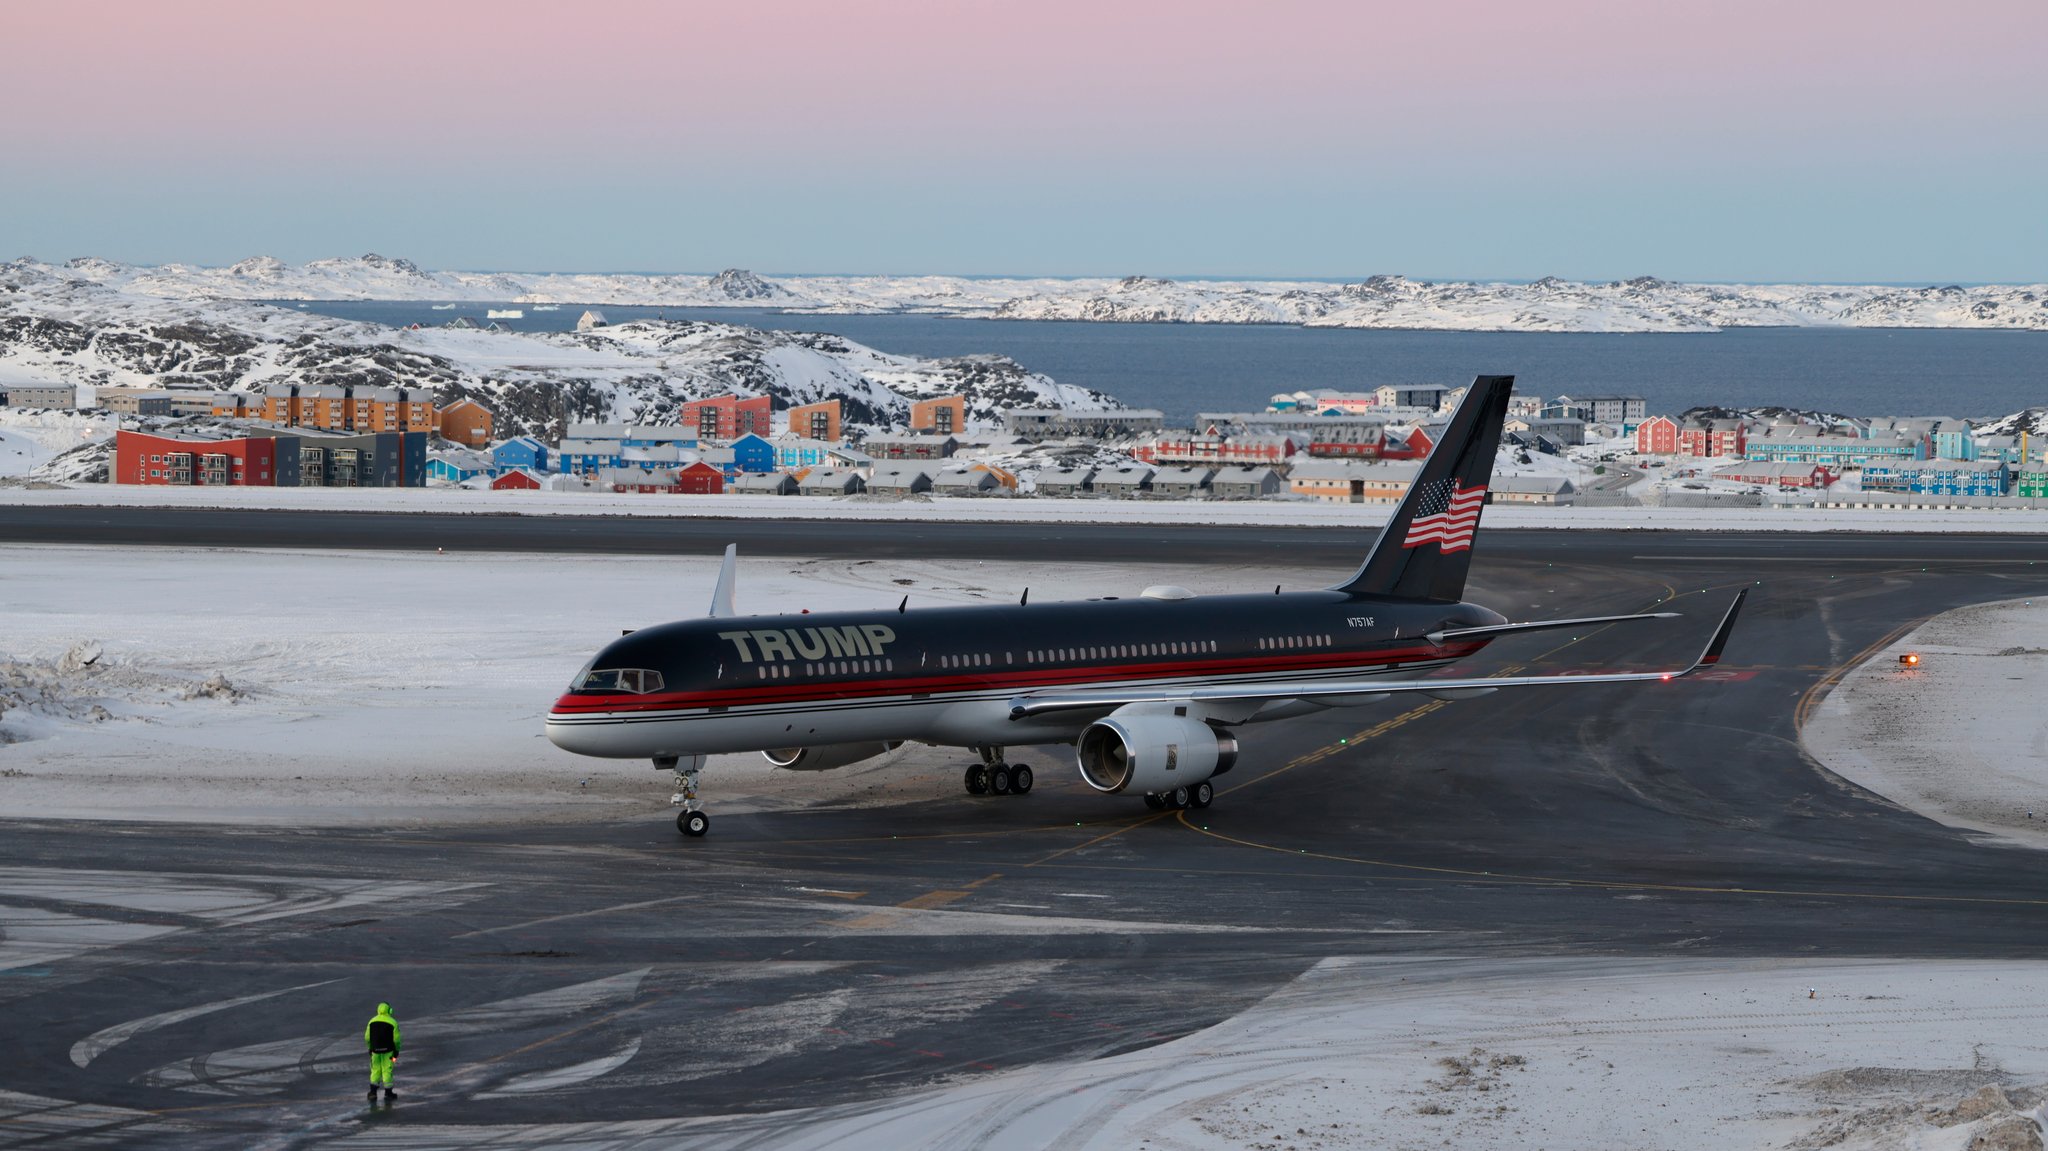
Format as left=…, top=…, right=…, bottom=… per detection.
left=1424, top=610, right=1678, bottom=645
left=1008, top=590, right=1745, bottom=721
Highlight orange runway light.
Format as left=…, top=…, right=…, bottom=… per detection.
left=1899, top=653, right=1921, bottom=667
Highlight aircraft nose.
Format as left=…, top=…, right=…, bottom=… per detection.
left=545, top=696, right=596, bottom=755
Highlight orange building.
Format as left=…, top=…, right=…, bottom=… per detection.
left=210, top=392, right=255, bottom=418
left=438, top=398, right=493, bottom=446
left=911, top=395, right=966, bottom=436
left=787, top=399, right=842, bottom=442
left=261, top=383, right=439, bottom=434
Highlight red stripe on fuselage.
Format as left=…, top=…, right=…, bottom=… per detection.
left=549, top=641, right=1488, bottom=715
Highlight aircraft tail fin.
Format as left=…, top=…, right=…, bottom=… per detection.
left=1330, top=374, right=1514, bottom=602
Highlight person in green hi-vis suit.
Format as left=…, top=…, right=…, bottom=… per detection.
left=364, top=1002, right=401, bottom=1102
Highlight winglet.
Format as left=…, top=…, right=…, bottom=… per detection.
left=1693, top=588, right=1746, bottom=668
left=707, top=544, right=739, bottom=618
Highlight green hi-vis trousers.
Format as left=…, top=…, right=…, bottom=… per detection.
left=369, top=1052, right=394, bottom=1086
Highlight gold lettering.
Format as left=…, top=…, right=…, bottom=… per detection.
left=862, top=624, right=897, bottom=653
left=753, top=630, right=796, bottom=662
left=822, top=625, right=869, bottom=657
left=790, top=628, right=829, bottom=660
left=718, top=630, right=757, bottom=663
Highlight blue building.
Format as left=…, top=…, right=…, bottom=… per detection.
left=1861, top=458, right=2008, bottom=497
left=730, top=433, right=777, bottom=475
left=565, top=423, right=696, bottom=450
left=427, top=448, right=490, bottom=484
left=556, top=438, right=627, bottom=474
left=773, top=435, right=837, bottom=470
left=491, top=435, right=550, bottom=475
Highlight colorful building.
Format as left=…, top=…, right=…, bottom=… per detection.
left=427, top=448, right=490, bottom=484
left=437, top=398, right=493, bottom=446
left=910, top=395, right=967, bottom=436
left=1861, top=459, right=2008, bottom=497
left=1134, top=433, right=1296, bottom=467
left=491, top=435, right=550, bottom=475
left=787, top=399, right=842, bottom=442
left=680, top=394, right=772, bottom=441
left=115, top=430, right=288, bottom=486
left=1635, top=415, right=1679, bottom=455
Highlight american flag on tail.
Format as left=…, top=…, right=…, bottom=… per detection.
left=1401, top=479, right=1487, bottom=552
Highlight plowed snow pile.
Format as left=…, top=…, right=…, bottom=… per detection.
left=1804, top=596, right=2048, bottom=850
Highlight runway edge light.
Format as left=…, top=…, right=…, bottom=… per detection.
left=1899, top=652, right=1921, bottom=668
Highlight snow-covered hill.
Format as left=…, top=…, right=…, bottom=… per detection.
left=0, top=262, right=1119, bottom=443
left=26, top=256, right=2048, bottom=332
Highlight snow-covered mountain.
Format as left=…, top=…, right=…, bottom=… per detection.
left=25, top=256, right=2048, bottom=332
left=0, top=262, right=1119, bottom=443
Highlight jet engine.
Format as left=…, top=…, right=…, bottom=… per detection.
left=1076, top=713, right=1237, bottom=795
left=763, top=741, right=904, bottom=771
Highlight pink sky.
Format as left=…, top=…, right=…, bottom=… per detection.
left=6, top=0, right=2044, bottom=277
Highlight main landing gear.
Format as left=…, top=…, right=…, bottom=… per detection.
left=963, top=747, right=1034, bottom=798
left=659, top=755, right=710, bottom=837
left=1142, top=780, right=1214, bottom=811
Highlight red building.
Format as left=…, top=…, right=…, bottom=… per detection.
left=1303, top=425, right=1432, bottom=460
left=680, top=394, right=772, bottom=442
left=676, top=460, right=726, bottom=494
left=1678, top=419, right=1748, bottom=459
left=1635, top=415, right=1679, bottom=455
left=1135, top=433, right=1296, bottom=466
left=115, top=430, right=283, bottom=486
left=490, top=468, right=543, bottom=491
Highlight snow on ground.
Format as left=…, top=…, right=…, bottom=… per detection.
left=0, top=410, right=117, bottom=478
left=0, top=545, right=1313, bottom=827
left=11, top=481, right=2048, bottom=533
left=43, top=256, right=2048, bottom=332
left=356, top=957, right=2048, bottom=1150
left=1805, top=596, right=2048, bottom=851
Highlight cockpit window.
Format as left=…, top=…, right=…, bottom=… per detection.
left=570, top=666, right=665, bottom=694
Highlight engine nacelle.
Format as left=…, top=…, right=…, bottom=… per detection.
left=763, top=741, right=903, bottom=772
left=1076, top=713, right=1238, bottom=795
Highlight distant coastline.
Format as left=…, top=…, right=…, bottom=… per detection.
left=25, top=256, right=2048, bottom=335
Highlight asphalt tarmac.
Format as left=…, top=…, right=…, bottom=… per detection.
left=8, top=514, right=2048, bottom=1148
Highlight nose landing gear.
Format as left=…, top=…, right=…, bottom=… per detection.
left=658, top=755, right=710, bottom=837
left=963, top=748, right=1033, bottom=798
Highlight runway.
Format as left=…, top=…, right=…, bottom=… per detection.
left=8, top=515, right=2048, bottom=1147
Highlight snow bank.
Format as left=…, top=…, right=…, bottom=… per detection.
left=345, top=957, right=2048, bottom=1150
left=11, top=482, right=2048, bottom=533
left=1805, top=596, right=2048, bottom=850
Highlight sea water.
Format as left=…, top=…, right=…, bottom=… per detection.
left=288, top=301, right=2048, bottom=423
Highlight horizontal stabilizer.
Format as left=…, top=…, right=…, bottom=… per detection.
left=1008, top=591, right=1746, bottom=720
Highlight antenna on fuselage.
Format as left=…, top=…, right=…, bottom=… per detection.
left=708, top=543, right=739, bottom=618
left=898, top=595, right=908, bottom=613
left=1020, top=587, right=1029, bottom=606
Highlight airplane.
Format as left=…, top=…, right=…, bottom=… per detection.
left=546, top=375, right=1745, bottom=837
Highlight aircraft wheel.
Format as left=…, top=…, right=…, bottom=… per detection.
left=1143, top=793, right=1166, bottom=810
left=1168, top=786, right=1192, bottom=810
left=1010, top=764, right=1033, bottom=794
left=989, top=766, right=1013, bottom=795
left=1191, top=781, right=1214, bottom=809
left=965, top=765, right=989, bottom=795
left=679, top=810, right=710, bottom=837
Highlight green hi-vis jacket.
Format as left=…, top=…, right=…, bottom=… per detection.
left=364, top=1004, right=401, bottom=1055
